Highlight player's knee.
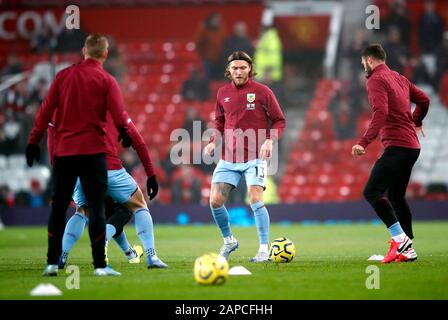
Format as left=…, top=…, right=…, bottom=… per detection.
left=210, top=192, right=225, bottom=208
left=363, top=186, right=380, bottom=203
left=127, top=189, right=147, bottom=212
left=248, top=193, right=262, bottom=205
left=248, top=189, right=263, bottom=204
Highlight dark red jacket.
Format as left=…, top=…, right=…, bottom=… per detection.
left=105, top=112, right=155, bottom=177
left=29, top=58, right=129, bottom=156
left=211, top=79, right=286, bottom=162
left=359, top=64, right=430, bottom=149
left=47, top=112, right=155, bottom=177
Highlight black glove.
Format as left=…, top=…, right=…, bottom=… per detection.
left=26, top=144, right=40, bottom=167
left=117, top=127, right=132, bottom=148
left=146, top=175, right=159, bottom=200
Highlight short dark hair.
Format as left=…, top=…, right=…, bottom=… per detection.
left=224, top=51, right=257, bottom=79
left=84, top=33, right=108, bottom=59
left=362, top=43, right=386, bottom=61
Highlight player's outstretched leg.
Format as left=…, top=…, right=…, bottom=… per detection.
left=113, top=232, right=143, bottom=264
left=211, top=204, right=239, bottom=258
left=59, top=211, right=88, bottom=269
left=249, top=201, right=270, bottom=262
left=210, top=183, right=238, bottom=259
left=133, top=208, right=168, bottom=269
left=104, top=199, right=143, bottom=263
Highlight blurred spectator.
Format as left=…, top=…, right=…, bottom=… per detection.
left=1, top=111, right=20, bottom=155
left=0, top=54, right=23, bottom=78
left=17, top=102, right=40, bottom=158
left=182, top=107, right=206, bottom=140
left=179, top=107, right=213, bottom=174
left=382, top=0, right=411, bottom=48
left=28, top=59, right=71, bottom=92
left=383, top=27, right=408, bottom=73
left=258, top=66, right=285, bottom=108
left=171, top=165, right=203, bottom=204
left=1, top=81, right=28, bottom=115
left=150, top=151, right=169, bottom=189
left=350, top=71, right=369, bottom=113
left=121, top=149, right=140, bottom=175
left=0, top=185, right=15, bottom=208
left=434, top=31, right=448, bottom=90
left=28, top=78, right=49, bottom=105
left=281, top=64, right=309, bottom=109
left=104, top=37, right=126, bottom=83
left=346, top=29, right=368, bottom=81
left=407, top=56, right=431, bottom=85
left=55, top=28, right=86, bottom=53
left=195, top=12, right=226, bottom=81
left=419, top=0, right=444, bottom=79
left=329, top=85, right=357, bottom=140
left=419, top=0, right=444, bottom=55
left=30, top=23, right=57, bottom=54
left=181, top=68, right=210, bottom=101
left=254, top=24, right=282, bottom=82
left=222, top=21, right=254, bottom=61
left=425, top=183, right=448, bottom=200
left=439, top=71, right=448, bottom=108
left=29, top=179, right=45, bottom=208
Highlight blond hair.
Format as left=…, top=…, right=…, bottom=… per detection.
left=224, top=51, right=257, bottom=79
left=84, top=33, right=108, bottom=59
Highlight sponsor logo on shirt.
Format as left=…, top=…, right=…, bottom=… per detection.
left=224, top=97, right=230, bottom=103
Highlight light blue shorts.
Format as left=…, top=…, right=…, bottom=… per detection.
left=73, top=168, right=138, bottom=207
left=211, top=159, right=267, bottom=188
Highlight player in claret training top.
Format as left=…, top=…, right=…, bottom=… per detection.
left=204, top=51, right=286, bottom=262
left=352, top=44, right=430, bottom=263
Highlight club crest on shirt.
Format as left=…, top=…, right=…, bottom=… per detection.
left=247, top=93, right=256, bottom=103
left=246, top=93, right=256, bottom=110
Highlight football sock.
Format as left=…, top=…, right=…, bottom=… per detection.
left=134, top=208, right=156, bottom=257
left=106, top=224, right=116, bottom=242
left=62, top=212, right=88, bottom=254
left=251, top=201, right=270, bottom=246
left=211, top=205, right=232, bottom=238
left=113, top=231, right=133, bottom=254
left=389, top=222, right=406, bottom=242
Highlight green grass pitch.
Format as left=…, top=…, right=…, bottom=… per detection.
left=0, top=222, right=447, bottom=300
